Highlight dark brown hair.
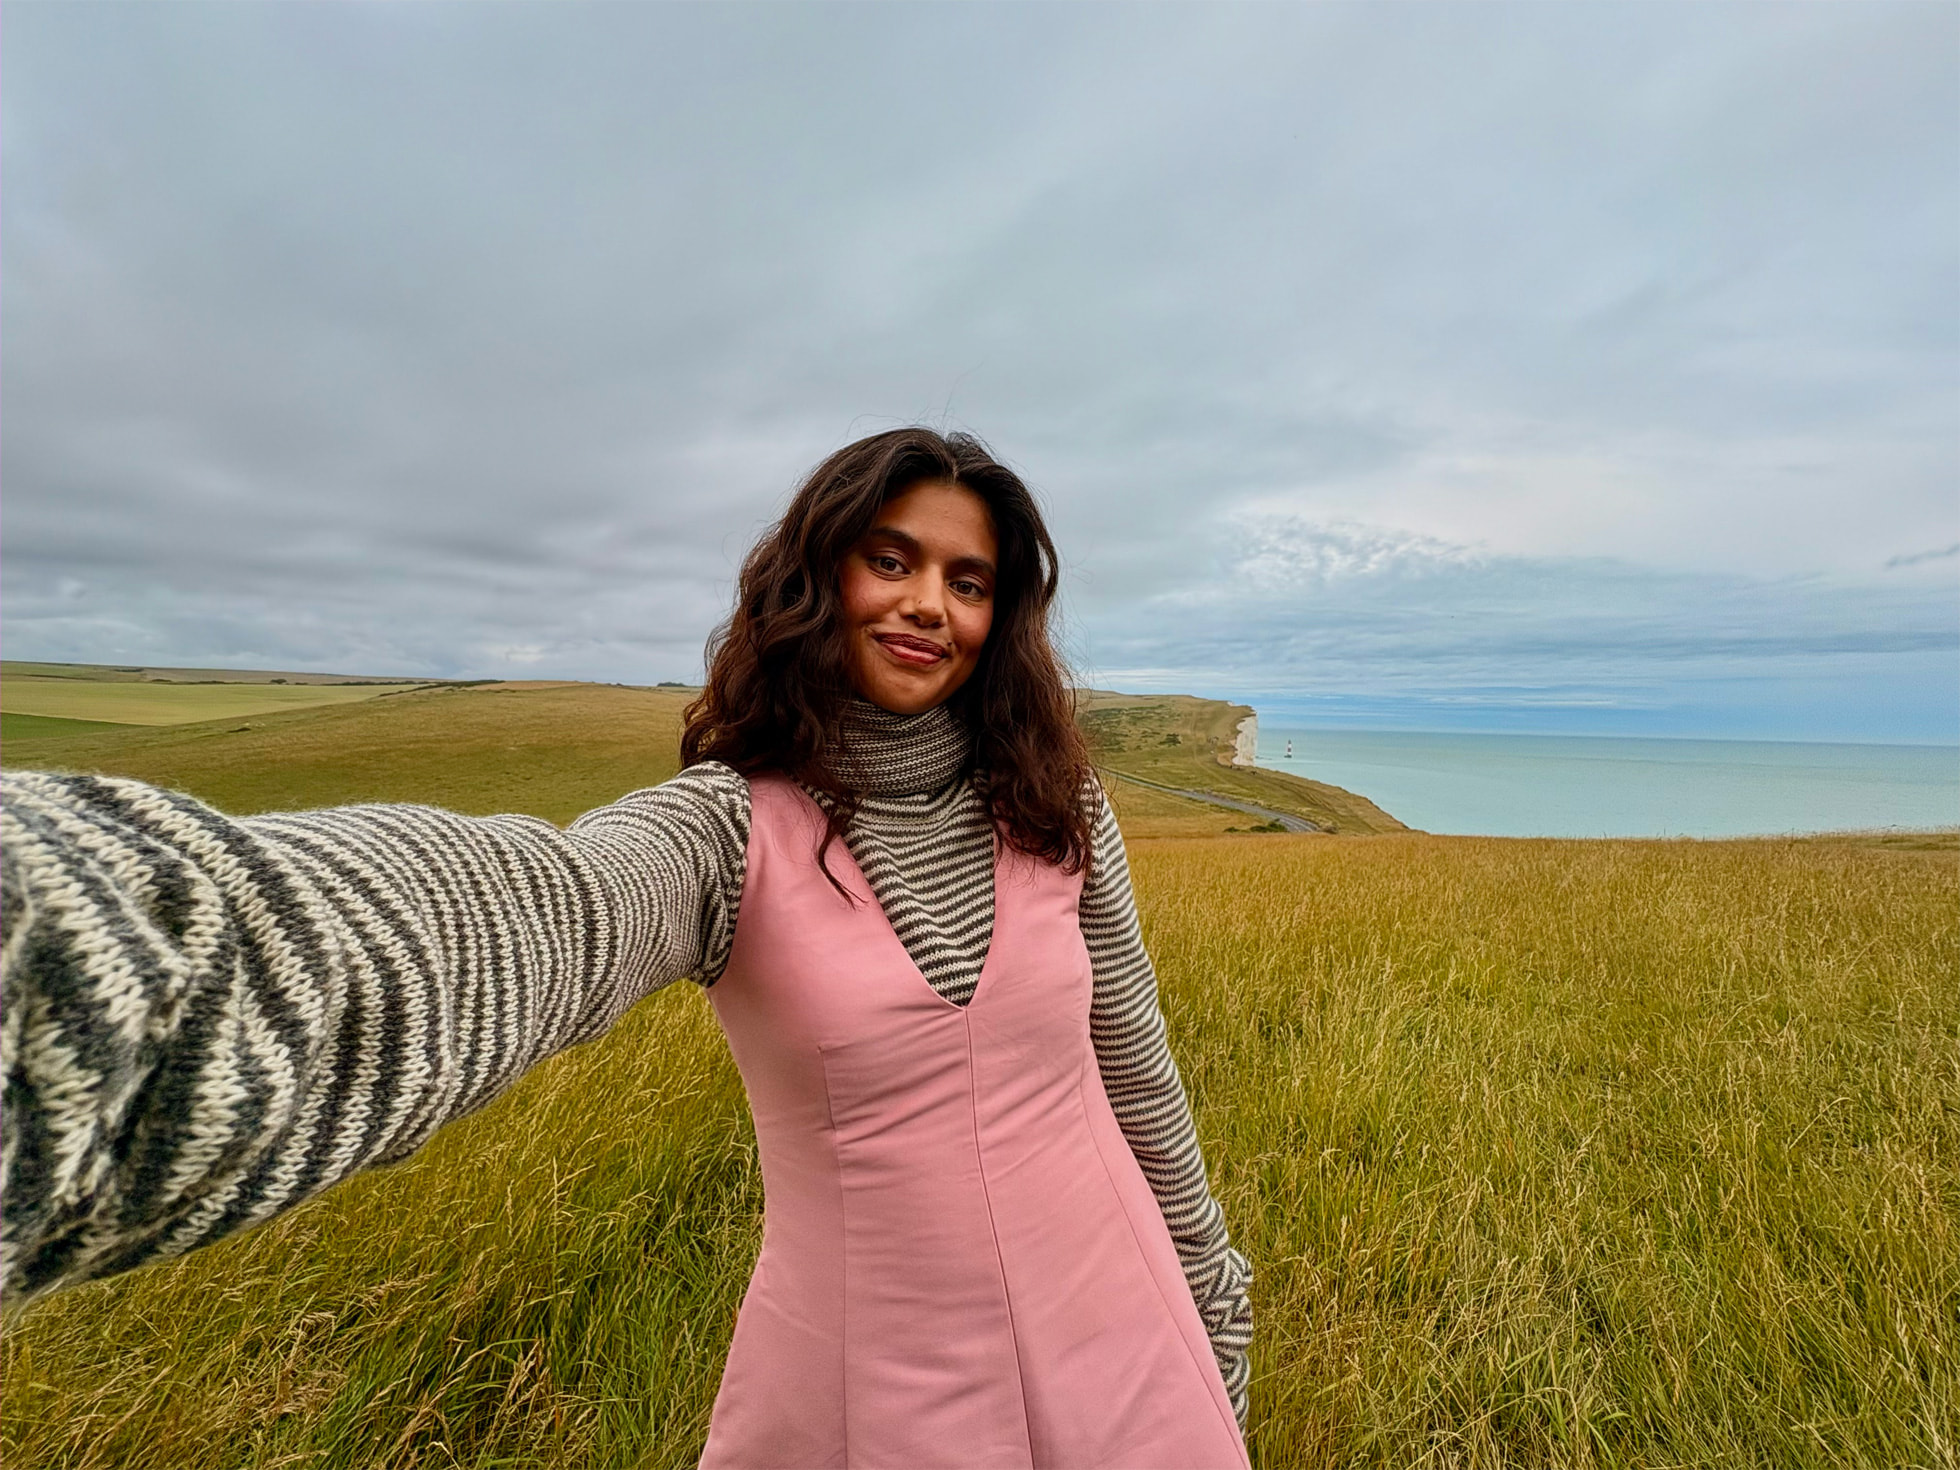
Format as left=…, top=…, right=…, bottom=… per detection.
left=681, top=427, right=1092, bottom=873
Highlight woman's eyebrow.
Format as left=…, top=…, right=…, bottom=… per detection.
left=863, top=526, right=921, bottom=553
left=863, top=527, right=996, bottom=579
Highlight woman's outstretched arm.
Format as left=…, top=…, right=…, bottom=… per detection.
left=0, top=765, right=750, bottom=1309
left=1081, top=787, right=1255, bottom=1427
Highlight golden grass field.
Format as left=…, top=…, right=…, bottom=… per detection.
left=2, top=674, right=1955, bottom=1468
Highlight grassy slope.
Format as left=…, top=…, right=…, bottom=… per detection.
left=1080, top=690, right=1409, bottom=835
left=0, top=712, right=125, bottom=742
left=1102, top=773, right=1252, bottom=838
left=0, top=683, right=694, bottom=824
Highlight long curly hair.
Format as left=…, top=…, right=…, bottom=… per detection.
left=681, top=427, right=1092, bottom=873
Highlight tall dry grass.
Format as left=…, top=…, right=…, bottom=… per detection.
left=2, top=833, right=1954, bottom=1469
left=1160, top=835, right=1959, bottom=1469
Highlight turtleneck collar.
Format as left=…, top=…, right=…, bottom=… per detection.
left=829, top=699, right=971, bottom=797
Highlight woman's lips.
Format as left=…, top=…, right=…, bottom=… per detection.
left=874, top=633, right=950, bottom=667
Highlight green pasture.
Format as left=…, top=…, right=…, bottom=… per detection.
left=0, top=712, right=124, bottom=742
left=0, top=675, right=428, bottom=728
left=1, top=679, right=1955, bottom=1468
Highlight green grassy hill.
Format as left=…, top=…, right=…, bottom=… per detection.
left=0, top=680, right=694, bottom=824
left=0, top=712, right=125, bottom=741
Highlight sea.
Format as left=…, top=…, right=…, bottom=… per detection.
left=1256, top=728, right=1960, bottom=839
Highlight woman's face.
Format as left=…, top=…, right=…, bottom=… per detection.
left=838, top=480, right=998, bottom=715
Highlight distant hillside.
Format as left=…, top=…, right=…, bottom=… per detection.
left=1, top=674, right=430, bottom=736
left=0, top=679, right=689, bottom=824
left=0, top=659, right=439, bottom=685
left=0, top=664, right=1405, bottom=835
left=1079, top=690, right=1408, bottom=836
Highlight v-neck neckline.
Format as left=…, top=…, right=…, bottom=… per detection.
left=805, top=787, right=1002, bottom=1013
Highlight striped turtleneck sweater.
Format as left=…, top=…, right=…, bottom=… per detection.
left=0, top=703, right=1253, bottom=1420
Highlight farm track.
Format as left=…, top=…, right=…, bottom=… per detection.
left=1100, top=767, right=1321, bottom=832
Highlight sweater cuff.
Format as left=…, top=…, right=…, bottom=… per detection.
left=1199, top=1245, right=1253, bottom=1428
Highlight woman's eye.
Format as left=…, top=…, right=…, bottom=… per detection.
left=952, top=580, right=988, bottom=600
left=872, top=554, right=905, bottom=574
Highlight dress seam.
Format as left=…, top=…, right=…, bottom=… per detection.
left=823, top=1047, right=850, bottom=1460
left=966, top=1013, right=1037, bottom=1469
left=1075, top=1058, right=1248, bottom=1458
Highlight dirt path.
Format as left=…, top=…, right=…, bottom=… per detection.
left=1101, top=769, right=1322, bottom=832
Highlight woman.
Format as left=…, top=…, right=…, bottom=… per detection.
left=1, top=429, right=1251, bottom=1468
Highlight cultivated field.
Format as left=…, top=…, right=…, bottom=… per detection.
left=2, top=682, right=1954, bottom=1468
left=0, top=664, right=427, bottom=731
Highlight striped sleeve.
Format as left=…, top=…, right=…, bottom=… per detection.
left=1080, top=784, right=1254, bottom=1426
left=0, top=765, right=750, bottom=1306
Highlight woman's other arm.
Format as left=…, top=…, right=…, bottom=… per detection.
left=1080, top=786, right=1254, bottom=1427
left=0, top=765, right=749, bottom=1308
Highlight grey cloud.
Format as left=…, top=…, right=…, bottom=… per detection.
left=3, top=3, right=1954, bottom=733
left=1077, top=517, right=1958, bottom=703
left=1887, top=543, right=1960, bottom=570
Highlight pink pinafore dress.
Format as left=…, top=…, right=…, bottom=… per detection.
left=698, top=776, right=1249, bottom=1470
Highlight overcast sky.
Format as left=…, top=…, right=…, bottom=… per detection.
left=5, top=2, right=1955, bottom=740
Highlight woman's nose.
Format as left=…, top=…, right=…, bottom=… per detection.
left=900, top=576, right=945, bottom=623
